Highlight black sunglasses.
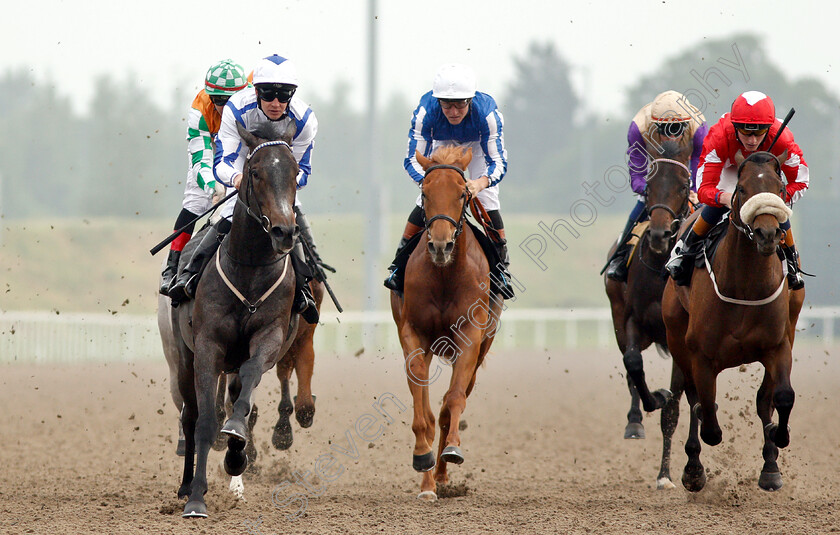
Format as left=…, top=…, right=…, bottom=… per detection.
left=256, top=85, right=296, bottom=103
left=209, top=94, right=230, bottom=106
left=656, top=121, right=688, bottom=138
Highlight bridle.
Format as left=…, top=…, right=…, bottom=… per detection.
left=237, top=140, right=294, bottom=233
left=644, top=158, right=692, bottom=235
left=421, top=164, right=471, bottom=241
left=730, top=151, right=787, bottom=242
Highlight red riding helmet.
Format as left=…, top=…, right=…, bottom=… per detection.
left=730, top=91, right=775, bottom=126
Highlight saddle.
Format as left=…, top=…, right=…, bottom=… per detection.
left=388, top=221, right=505, bottom=296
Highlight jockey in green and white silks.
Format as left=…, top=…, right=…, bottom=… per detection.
left=159, top=59, right=247, bottom=296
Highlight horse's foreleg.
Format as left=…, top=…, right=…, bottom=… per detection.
left=624, top=375, right=644, bottom=439
left=183, top=360, right=221, bottom=518
left=438, top=343, right=480, bottom=470
left=273, top=360, right=295, bottom=450
left=401, top=327, right=437, bottom=499
left=221, top=355, right=267, bottom=477
left=694, top=364, right=722, bottom=446
left=656, top=363, right=684, bottom=489
left=291, top=334, right=317, bottom=428
left=756, top=370, right=782, bottom=490
left=623, top=322, right=671, bottom=414
left=757, top=348, right=794, bottom=491
left=681, top=380, right=707, bottom=492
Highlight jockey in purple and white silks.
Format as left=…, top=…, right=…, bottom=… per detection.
left=385, top=63, right=513, bottom=299
left=168, top=54, right=321, bottom=323
left=603, top=90, right=707, bottom=282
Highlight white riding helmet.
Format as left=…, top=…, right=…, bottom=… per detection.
left=432, top=63, right=476, bottom=99
left=252, top=54, right=299, bottom=86
left=651, top=90, right=692, bottom=123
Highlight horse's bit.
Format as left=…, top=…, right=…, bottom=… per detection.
left=421, top=164, right=471, bottom=241
left=237, top=140, right=294, bottom=233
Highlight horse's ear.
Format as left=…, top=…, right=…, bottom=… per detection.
left=459, top=147, right=473, bottom=169
left=416, top=150, right=432, bottom=170
left=733, top=150, right=746, bottom=166
left=775, top=149, right=789, bottom=169
left=237, top=122, right=259, bottom=150
left=279, top=119, right=297, bottom=144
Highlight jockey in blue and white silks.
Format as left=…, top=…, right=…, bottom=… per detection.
left=385, top=63, right=514, bottom=299
left=404, top=90, right=507, bottom=210
left=168, top=54, right=322, bottom=323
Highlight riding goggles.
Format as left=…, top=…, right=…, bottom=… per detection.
left=209, top=94, right=231, bottom=106
left=438, top=98, right=471, bottom=110
left=734, top=124, right=770, bottom=137
left=655, top=121, right=688, bottom=138
left=256, top=84, right=297, bottom=103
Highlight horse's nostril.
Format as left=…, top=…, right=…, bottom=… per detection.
left=444, top=241, right=454, bottom=254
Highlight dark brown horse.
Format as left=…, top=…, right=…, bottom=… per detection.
left=174, top=121, right=306, bottom=518
left=390, top=146, right=504, bottom=501
left=662, top=150, right=805, bottom=492
left=604, top=142, right=691, bottom=488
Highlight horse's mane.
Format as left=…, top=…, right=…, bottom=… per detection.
left=429, top=146, right=467, bottom=167
left=745, top=151, right=778, bottom=165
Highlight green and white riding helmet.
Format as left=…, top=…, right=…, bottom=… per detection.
left=204, top=59, right=248, bottom=97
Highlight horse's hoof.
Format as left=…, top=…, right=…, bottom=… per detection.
left=758, top=470, right=783, bottom=491
left=224, top=447, right=248, bottom=477
left=221, top=419, right=248, bottom=442
left=656, top=477, right=676, bottom=490
left=182, top=500, right=208, bottom=518
left=624, top=422, right=645, bottom=439
left=296, top=406, right=315, bottom=428
left=176, top=438, right=187, bottom=457
left=412, top=452, right=436, bottom=472
left=765, top=422, right=791, bottom=449
left=417, top=490, right=437, bottom=502
left=681, top=466, right=707, bottom=492
left=177, top=486, right=190, bottom=500
left=440, top=445, right=465, bottom=465
left=652, top=388, right=673, bottom=408
left=272, top=419, right=294, bottom=450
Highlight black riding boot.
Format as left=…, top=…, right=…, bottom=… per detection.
left=168, top=226, right=223, bottom=303
left=159, top=249, right=181, bottom=295
left=781, top=245, right=805, bottom=290
left=492, top=239, right=515, bottom=299
left=664, top=229, right=701, bottom=286
left=605, top=243, right=631, bottom=282
left=291, top=242, right=319, bottom=324
left=384, top=236, right=411, bottom=292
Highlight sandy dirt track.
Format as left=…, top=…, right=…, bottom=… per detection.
left=1, top=344, right=838, bottom=535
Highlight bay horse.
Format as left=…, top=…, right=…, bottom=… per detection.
left=390, top=146, right=504, bottom=501
left=661, top=149, right=805, bottom=492
left=174, top=121, right=309, bottom=518
left=604, top=141, right=691, bottom=488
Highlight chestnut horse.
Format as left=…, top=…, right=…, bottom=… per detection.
left=390, top=146, right=504, bottom=501
left=604, top=141, right=691, bottom=488
left=175, top=121, right=310, bottom=518
left=662, top=150, right=805, bottom=492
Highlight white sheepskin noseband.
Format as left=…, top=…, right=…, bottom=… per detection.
left=739, top=192, right=792, bottom=225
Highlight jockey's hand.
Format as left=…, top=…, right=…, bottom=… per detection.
left=233, top=173, right=243, bottom=190
left=467, top=175, right=490, bottom=197
left=719, top=191, right=733, bottom=208
left=211, top=181, right=226, bottom=204
left=689, top=190, right=699, bottom=205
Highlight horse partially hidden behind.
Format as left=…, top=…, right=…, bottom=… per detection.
left=604, top=141, right=691, bottom=489
left=662, top=149, right=805, bottom=492
left=390, top=146, right=504, bottom=501
left=172, top=121, right=311, bottom=518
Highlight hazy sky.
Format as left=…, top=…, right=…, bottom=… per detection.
left=3, top=0, right=838, bottom=117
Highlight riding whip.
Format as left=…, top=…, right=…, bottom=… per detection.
left=149, top=190, right=238, bottom=256
left=299, top=233, right=343, bottom=313
left=767, top=108, right=795, bottom=152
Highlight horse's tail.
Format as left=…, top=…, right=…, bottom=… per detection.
left=655, top=343, right=671, bottom=360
